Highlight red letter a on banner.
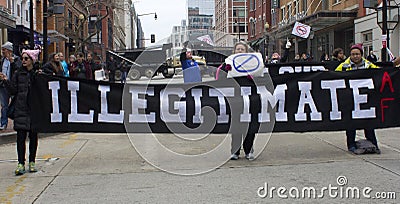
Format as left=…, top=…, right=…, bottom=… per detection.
left=380, top=72, right=394, bottom=93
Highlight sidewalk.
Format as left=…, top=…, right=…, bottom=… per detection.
left=0, top=129, right=399, bottom=203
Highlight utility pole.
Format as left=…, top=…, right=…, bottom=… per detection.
left=381, top=0, right=388, bottom=62
left=29, top=0, right=34, bottom=49
left=43, top=0, right=48, bottom=63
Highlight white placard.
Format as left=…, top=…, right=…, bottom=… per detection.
left=226, top=53, right=265, bottom=78
left=292, top=21, right=311, bottom=39
left=94, top=69, right=106, bottom=81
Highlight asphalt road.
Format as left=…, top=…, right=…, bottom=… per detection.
left=0, top=129, right=399, bottom=203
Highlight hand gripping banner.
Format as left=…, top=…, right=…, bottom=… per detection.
left=30, top=67, right=400, bottom=133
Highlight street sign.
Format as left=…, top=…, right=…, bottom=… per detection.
left=382, top=35, right=387, bottom=48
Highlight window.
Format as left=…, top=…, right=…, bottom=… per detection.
left=17, top=4, right=20, bottom=17
left=363, top=32, right=373, bottom=42
left=250, top=0, right=256, bottom=10
left=281, top=6, right=286, bottom=21
left=26, top=10, right=28, bottom=21
left=362, top=31, right=373, bottom=57
left=68, top=10, right=72, bottom=29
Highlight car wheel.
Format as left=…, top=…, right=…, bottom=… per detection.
left=144, top=68, right=155, bottom=79
left=128, top=69, right=141, bottom=80
left=115, top=70, right=122, bottom=81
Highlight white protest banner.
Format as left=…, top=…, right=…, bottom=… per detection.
left=226, top=53, right=265, bottom=78
left=292, top=21, right=311, bottom=39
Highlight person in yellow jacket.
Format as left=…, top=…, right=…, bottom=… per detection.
left=335, top=43, right=380, bottom=154
left=335, top=44, right=379, bottom=71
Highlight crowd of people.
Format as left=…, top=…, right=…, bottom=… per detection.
left=0, top=41, right=131, bottom=175
left=0, top=39, right=387, bottom=176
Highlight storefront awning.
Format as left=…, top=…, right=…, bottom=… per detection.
left=48, top=30, right=69, bottom=42
left=271, top=10, right=358, bottom=39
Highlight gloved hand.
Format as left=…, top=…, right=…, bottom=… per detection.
left=285, top=40, right=291, bottom=49
left=225, top=64, right=232, bottom=71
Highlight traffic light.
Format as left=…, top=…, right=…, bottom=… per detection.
left=151, top=34, right=155, bottom=43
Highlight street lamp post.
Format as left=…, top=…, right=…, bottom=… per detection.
left=136, top=12, right=157, bottom=48
left=43, top=0, right=48, bottom=63
left=264, top=22, right=270, bottom=61
left=78, top=14, right=85, bottom=53
left=29, top=0, right=34, bottom=49
left=376, top=0, right=399, bottom=61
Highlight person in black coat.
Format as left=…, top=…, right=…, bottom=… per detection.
left=87, top=52, right=99, bottom=80
left=118, top=60, right=129, bottom=84
left=366, top=50, right=378, bottom=63
left=325, top=48, right=346, bottom=71
left=107, top=56, right=118, bottom=83
left=42, top=53, right=64, bottom=76
left=0, top=49, right=40, bottom=175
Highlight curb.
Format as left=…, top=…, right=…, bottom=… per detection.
left=0, top=131, right=17, bottom=145
left=0, top=132, right=62, bottom=145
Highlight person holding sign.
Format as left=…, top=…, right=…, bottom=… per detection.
left=215, top=41, right=257, bottom=161
left=335, top=43, right=380, bottom=154
left=180, top=47, right=202, bottom=83
left=215, top=41, right=248, bottom=80
left=270, top=39, right=291, bottom=63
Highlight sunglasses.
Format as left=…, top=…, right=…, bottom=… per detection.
left=22, top=57, right=31, bottom=61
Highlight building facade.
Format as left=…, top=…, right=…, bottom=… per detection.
left=112, top=0, right=127, bottom=50
left=215, top=0, right=248, bottom=46
left=355, top=0, right=400, bottom=60
left=169, top=19, right=188, bottom=48
left=87, top=1, right=115, bottom=61
left=4, top=0, right=29, bottom=55
left=253, top=0, right=359, bottom=61
left=188, top=0, right=215, bottom=30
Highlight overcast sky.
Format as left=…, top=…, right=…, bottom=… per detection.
left=134, top=0, right=187, bottom=45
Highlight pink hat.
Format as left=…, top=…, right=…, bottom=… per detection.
left=350, top=43, right=363, bottom=55
left=272, top=52, right=280, bottom=59
left=22, top=49, right=40, bottom=62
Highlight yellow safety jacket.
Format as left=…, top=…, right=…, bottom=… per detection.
left=335, top=57, right=379, bottom=72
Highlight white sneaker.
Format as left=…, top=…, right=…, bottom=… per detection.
left=230, top=154, right=239, bottom=160
left=245, top=153, right=255, bottom=161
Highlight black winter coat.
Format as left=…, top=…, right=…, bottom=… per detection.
left=3, top=67, right=36, bottom=131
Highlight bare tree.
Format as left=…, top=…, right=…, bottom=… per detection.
left=62, top=0, right=122, bottom=55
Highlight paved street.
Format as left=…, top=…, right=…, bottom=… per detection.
left=0, top=128, right=399, bottom=203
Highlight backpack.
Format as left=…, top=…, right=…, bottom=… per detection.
left=354, top=139, right=379, bottom=154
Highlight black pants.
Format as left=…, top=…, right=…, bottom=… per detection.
left=231, top=133, right=256, bottom=155
left=346, top=129, right=378, bottom=149
left=109, top=72, right=115, bottom=83
left=17, top=130, right=38, bottom=165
